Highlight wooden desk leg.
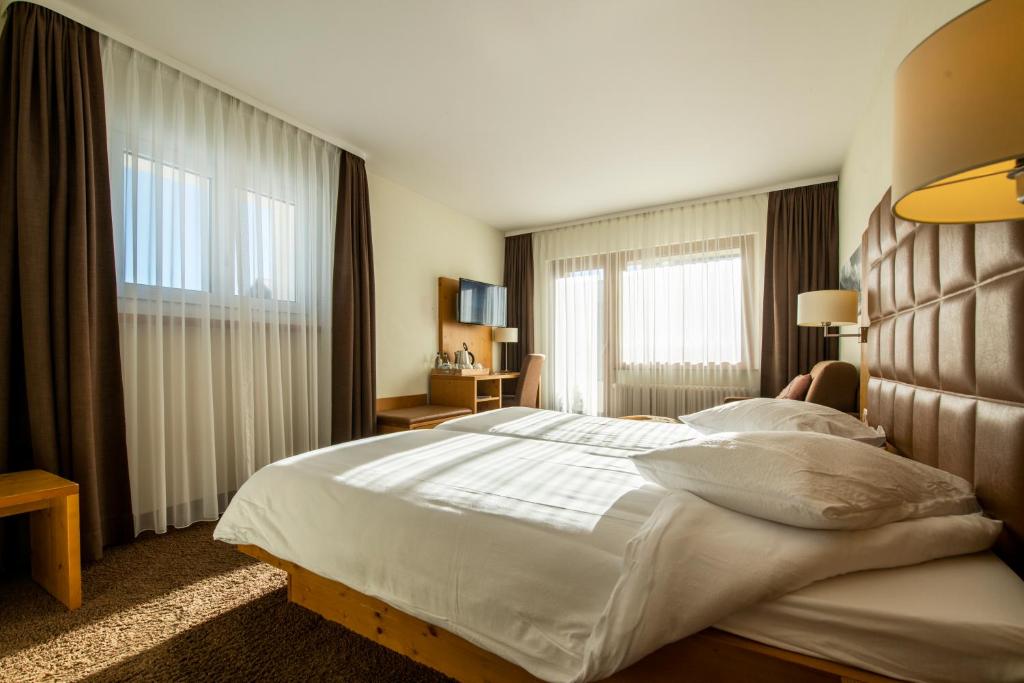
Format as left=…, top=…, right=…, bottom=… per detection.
left=30, top=493, right=82, bottom=609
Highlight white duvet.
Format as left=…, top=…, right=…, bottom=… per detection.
left=438, top=406, right=701, bottom=451
left=214, top=429, right=999, bottom=682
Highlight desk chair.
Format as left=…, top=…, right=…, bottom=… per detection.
left=502, top=354, right=544, bottom=409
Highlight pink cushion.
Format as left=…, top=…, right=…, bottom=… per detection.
left=777, top=373, right=812, bottom=401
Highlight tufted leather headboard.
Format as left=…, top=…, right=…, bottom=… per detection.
left=862, top=189, right=1024, bottom=576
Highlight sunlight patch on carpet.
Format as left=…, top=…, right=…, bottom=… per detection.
left=0, top=562, right=284, bottom=682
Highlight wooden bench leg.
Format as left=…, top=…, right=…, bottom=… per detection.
left=30, top=493, right=82, bottom=609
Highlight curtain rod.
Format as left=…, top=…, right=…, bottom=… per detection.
left=1, top=0, right=369, bottom=161
left=503, top=173, right=839, bottom=236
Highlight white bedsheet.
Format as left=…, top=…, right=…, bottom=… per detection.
left=719, top=552, right=1024, bottom=683
left=213, top=430, right=1000, bottom=683
left=438, top=407, right=701, bottom=451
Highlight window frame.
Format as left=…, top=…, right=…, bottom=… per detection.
left=235, top=188, right=301, bottom=304
left=115, top=149, right=306, bottom=313
left=119, top=151, right=214, bottom=300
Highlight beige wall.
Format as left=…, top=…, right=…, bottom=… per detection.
left=369, top=172, right=505, bottom=398
left=837, top=0, right=979, bottom=363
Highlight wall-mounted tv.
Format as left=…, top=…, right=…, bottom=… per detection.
left=458, top=278, right=507, bottom=327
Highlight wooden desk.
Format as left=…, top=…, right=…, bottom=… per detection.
left=0, top=470, right=82, bottom=609
left=429, top=372, right=520, bottom=413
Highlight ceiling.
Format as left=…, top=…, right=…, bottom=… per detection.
left=58, top=0, right=910, bottom=229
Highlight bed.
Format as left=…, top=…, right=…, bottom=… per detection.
left=215, top=190, right=1024, bottom=682
left=215, top=428, right=1008, bottom=682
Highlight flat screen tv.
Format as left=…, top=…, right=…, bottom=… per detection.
left=458, top=278, right=507, bottom=327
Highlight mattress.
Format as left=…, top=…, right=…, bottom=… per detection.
left=438, top=406, right=701, bottom=450
left=720, top=552, right=1024, bottom=683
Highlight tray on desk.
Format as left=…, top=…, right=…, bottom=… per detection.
left=431, top=368, right=491, bottom=377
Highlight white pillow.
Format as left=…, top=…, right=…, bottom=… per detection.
left=632, top=431, right=980, bottom=529
left=680, top=398, right=886, bottom=446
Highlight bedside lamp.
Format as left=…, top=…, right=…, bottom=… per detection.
left=893, top=0, right=1024, bottom=224
left=797, top=290, right=867, bottom=343
left=493, top=327, right=518, bottom=372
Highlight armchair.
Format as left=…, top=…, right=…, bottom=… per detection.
left=725, top=360, right=860, bottom=413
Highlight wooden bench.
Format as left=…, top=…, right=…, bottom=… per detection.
left=377, top=405, right=473, bottom=433
left=0, top=470, right=82, bottom=609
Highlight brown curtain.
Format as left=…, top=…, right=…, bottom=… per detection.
left=331, top=151, right=377, bottom=442
left=760, top=181, right=839, bottom=397
left=0, top=1, right=134, bottom=567
left=503, top=234, right=534, bottom=372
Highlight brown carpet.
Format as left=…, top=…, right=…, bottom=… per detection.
left=0, top=523, right=452, bottom=683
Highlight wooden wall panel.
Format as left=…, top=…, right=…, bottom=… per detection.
left=438, top=277, right=493, bottom=371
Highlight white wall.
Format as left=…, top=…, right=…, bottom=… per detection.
left=837, top=0, right=979, bottom=363
left=369, top=172, right=505, bottom=398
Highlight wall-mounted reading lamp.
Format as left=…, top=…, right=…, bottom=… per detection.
left=893, top=0, right=1024, bottom=224
left=797, top=290, right=867, bottom=343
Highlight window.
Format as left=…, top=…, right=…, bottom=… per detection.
left=120, top=153, right=298, bottom=303
left=536, top=193, right=765, bottom=417
left=547, top=235, right=753, bottom=414
left=620, top=250, right=743, bottom=365
left=237, top=192, right=297, bottom=301
left=123, top=152, right=210, bottom=292
left=553, top=267, right=606, bottom=414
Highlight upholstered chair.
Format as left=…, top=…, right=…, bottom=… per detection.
left=725, top=360, right=860, bottom=413
left=802, top=360, right=860, bottom=412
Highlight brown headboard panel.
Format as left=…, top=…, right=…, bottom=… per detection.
left=863, top=189, right=1024, bottom=576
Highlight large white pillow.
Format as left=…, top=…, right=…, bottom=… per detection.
left=680, top=398, right=886, bottom=446
left=632, top=431, right=980, bottom=529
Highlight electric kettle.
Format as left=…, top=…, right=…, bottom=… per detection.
left=454, top=342, right=475, bottom=368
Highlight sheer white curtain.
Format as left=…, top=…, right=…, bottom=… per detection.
left=534, top=194, right=768, bottom=417
left=101, top=38, right=339, bottom=533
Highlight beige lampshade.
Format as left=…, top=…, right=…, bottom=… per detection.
left=892, top=0, right=1024, bottom=224
left=493, top=327, right=518, bottom=343
left=797, top=290, right=859, bottom=327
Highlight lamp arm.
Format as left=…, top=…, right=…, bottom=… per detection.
left=819, top=323, right=868, bottom=343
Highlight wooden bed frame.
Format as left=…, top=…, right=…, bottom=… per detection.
left=239, top=543, right=895, bottom=683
